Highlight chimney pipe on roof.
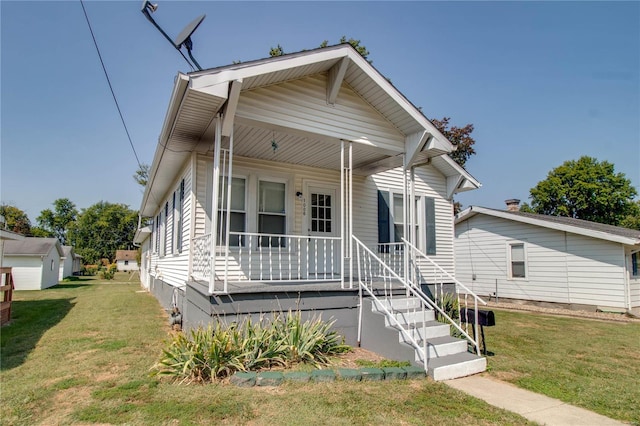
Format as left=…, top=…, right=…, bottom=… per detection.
left=505, top=199, right=521, bottom=212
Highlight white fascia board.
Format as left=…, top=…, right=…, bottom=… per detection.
left=139, top=73, right=190, bottom=217
left=434, top=155, right=481, bottom=193
left=457, top=206, right=640, bottom=245
left=344, top=50, right=453, bottom=153
left=189, top=47, right=353, bottom=91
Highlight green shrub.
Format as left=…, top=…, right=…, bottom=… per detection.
left=82, top=265, right=98, bottom=276
left=152, top=311, right=350, bottom=383
left=99, top=270, right=114, bottom=280
left=436, top=292, right=459, bottom=323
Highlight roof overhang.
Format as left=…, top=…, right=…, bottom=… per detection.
left=456, top=206, right=640, bottom=246
left=139, top=44, right=462, bottom=217
left=134, top=226, right=152, bottom=245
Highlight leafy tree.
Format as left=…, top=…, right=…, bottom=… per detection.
left=0, top=204, right=32, bottom=235
left=430, top=117, right=476, bottom=168
left=270, top=36, right=370, bottom=62
left=37, top=198, right=78, bottom=245
left=521, top=156, right=638, bottom=226
left=619, top=201, right=640, bottom=230
left=133, top=163, right=150, bottom=188
left=69, top=201, right=138, bottom=264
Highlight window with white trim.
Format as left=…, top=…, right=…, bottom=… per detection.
left=258, top=180, right=286, bottom=247
left=217, top=176, right=246, bottom=247
left=509, top=242, right=526, bottom=278
left=632, top=252, right=638, bottom=277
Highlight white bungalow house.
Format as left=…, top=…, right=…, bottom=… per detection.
left=135, top=45, right=488, bottom=380
left=3, top=237, right=64, bottom=290
left=59, top=246, right=82, bottom=280
left=454, top=202, right=640, bottom=315
left=115, top=250, right=139, bottom=272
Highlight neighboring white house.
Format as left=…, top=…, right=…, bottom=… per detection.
left=59, top=246, right=82, bottom=280
left=134, top=45, right=488, bottom=379
left=3, top=238, right=64, bottom=290
left=115, top=250, right=139, bottom=272
left=454, top=203, right=640, bottom=314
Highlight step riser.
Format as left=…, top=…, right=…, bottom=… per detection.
left=373, top=298, right=421, bottom=312
left=399, top=324, right=450, bottom=342
left=429, top=358, right=487, bottom=381
left=414, top=341, right=469, bottom=362
left=385, top=310, right=435, bottom=327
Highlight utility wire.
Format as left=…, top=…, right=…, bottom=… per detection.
left=80, top=0, right=143, bottom=169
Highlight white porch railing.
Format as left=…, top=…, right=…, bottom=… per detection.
left=191, top=232, right=342, bottom=288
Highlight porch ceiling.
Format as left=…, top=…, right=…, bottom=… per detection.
left=225, top=121, right=399, bottom=174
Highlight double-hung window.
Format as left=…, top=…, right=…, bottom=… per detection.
left=217, top=177, right=246, bottom=247
left=258, top=180, right=286, bottom=247
left=509, top=242, right=526, bottom=279
left=632, top=252, right=638, bottom=277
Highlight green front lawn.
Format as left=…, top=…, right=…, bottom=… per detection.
left=485, top=308, right=640, bottom=424
left=1, top=276, right=531, bottom=425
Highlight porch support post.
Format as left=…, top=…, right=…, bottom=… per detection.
left=340, top=140, right=345, bottom=288
left=402, top=155, right=409, bottom=285
left=209, top=115, right=222, bottom=294
left=223, top=126, right=234, bottom=294
left=349, top=141, right=353, bottom=289
left=410, top=166, right=416, bottom=284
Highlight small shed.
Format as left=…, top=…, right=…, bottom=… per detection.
left=59, top=246, right=82, bottom=280
left=115, top=250, right=139, bottom=272
left=3, top=238, right=64, bottom=290
left=454, top=205, right=640, bottom=314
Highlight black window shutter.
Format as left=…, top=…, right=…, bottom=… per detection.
left=425, top=197, right=436, bottom=255
left=377, top=190, right=390, bottom=244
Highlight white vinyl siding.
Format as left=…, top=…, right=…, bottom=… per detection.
left=455, top=214, right=630, bottom=309
left=192, top=155, right=455, bottom=282
left=236, top=74, right=405, bottom=153
left=147, top=157, right=193, bottom=288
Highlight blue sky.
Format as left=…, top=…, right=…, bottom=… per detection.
left=2, top=1, right=639, bottom=222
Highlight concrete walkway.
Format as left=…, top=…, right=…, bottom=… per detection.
left=445, top=375, right=625, bottom=426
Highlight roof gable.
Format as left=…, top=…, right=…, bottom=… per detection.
left=4, top=237, right=64, bottom=257
left=456, top=206, right=640, bottom=246
left=115, top=250, right=138, bottom=261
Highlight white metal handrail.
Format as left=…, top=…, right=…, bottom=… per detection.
left=402, top=238, right=487, bottom=348
left=354, top=236, right=483, bottom=357
left=354, top=236, right=428, bottom=372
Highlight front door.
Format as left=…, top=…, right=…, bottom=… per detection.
left=307, top=185, right=339, bottom=276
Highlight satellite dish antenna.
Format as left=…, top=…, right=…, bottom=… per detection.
left=140, top=1, right=206, bottom=71
left=174, top=14, right=205, bottom=71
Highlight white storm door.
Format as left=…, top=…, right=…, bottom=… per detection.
left=306, top=185, right=339, bottom=276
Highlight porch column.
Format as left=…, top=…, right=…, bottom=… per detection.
left=341, top=140, right=354, bottom=289
left=209, top=115, right=222, bottom=294
left=222, top=126, right=234, bottom=294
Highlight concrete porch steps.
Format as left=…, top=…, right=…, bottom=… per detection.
left=371, top=296, right=486, bottom=381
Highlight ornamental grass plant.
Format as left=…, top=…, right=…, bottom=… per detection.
left=152, top=311, right=350, bottom=383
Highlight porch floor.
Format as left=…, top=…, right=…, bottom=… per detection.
left=189, top=277, right=407, bottom=295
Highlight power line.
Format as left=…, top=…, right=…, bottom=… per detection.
left=79, top=0, right=143, bottom=169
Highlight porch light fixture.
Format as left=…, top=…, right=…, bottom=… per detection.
left=296, top=192, right=303, bottom=199
left=271, top=131, right=279, bottom=153
left=140, top=1, right=206, bottom=71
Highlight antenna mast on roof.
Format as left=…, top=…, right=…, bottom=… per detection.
left=140, top=1, right=205, bottom=71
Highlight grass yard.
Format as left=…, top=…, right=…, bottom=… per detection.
left=1, top=274, right=532, bottom=425
left=485, top=308, right=640, bottom=424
